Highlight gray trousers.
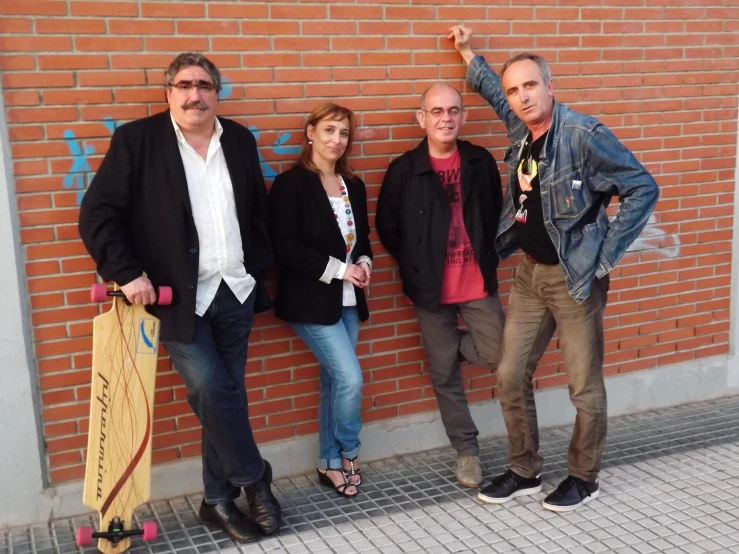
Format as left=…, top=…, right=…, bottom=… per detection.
left=415, top=294, right=505, bottom=457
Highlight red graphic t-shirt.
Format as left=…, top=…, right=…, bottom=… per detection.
left=429, top=151, right=488, bottom=305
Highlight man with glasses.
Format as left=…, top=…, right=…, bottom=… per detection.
left=79, top=53, right=280, bottom=542
left=377, top=83, right=505, bottom=488
left=449, top=26, right=659, bottom=512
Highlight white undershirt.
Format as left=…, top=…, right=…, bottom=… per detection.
left=328, top=195, right=358, bottom=306
left=171, top=115, right=255, bottom=316
left=318, top=175, right=371, bottom=306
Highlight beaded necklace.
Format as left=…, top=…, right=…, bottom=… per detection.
left=330, top=176, right=354, bottom=253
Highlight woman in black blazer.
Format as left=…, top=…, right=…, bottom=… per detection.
left=269, top=104, right=373, bottom=498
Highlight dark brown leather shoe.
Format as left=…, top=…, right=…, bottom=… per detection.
left=244, top=460, right=281, bottom=536
left=198, top=500, right=260, bottom=543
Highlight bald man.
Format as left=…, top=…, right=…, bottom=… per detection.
left=377, top=83, right=504, bottom=488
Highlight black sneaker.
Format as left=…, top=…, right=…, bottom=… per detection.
left=477, top=469, right=542, bottom=504
left=542, top=475, right=599, bottom=512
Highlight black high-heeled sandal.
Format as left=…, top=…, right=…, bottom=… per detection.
left=342, top=456, right=362, bottom=486
left=316, top=468, right=358, bottom=498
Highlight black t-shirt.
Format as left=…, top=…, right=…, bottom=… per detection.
left=513, top=131, right=559, bottom=265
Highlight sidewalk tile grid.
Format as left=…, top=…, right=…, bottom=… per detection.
left=3, top=396, right=739, bottom=554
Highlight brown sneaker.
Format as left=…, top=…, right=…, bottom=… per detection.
left=455, top=456, right=483, bottom=488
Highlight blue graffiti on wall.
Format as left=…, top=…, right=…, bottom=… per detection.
left=62, top=76, right=300, bottom=205
left=62, top=131, right=95, bottom=206
left=218, top=76, right=233, bottom=101
left=248, top=127, right=299, bottom=180
left=62, top=116, right=122, bottom=205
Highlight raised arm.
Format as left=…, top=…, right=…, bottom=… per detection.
left=448, top=25, right=522, bottom=133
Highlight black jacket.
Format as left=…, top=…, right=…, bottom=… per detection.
left=78, top=110, right=273, bottom=342
left=376, top=138, right=503, bottom=310
left=269, top=165, right=373, bottom=324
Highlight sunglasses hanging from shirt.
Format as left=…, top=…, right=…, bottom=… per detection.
left=515, top=139, right=539, bottom=224
left=517, top=140, right=538, bottom=192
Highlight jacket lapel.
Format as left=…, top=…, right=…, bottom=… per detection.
left=219, top=120, right=248, bottom=211
left=459, top=141, right=480, bottom=206
left=302, top=167, right=343, bottom=240
left=410, top=138, right=434, bottom=176
left=159, top=110, right=193, bottom=218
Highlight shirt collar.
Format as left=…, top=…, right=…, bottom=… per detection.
left=170, top=112, right=223, bottom=146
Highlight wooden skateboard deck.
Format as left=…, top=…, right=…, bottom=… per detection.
left=80, top=287, right=162, bottom=554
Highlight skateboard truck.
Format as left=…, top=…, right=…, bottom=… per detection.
left=75, top=518, right=158, bottom=547
left=90, top=284, right=173, bottom=306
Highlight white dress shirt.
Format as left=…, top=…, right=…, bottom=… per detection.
left=171, top=115, right=255, bottom=316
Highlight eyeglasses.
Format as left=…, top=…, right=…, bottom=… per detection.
left=168, top=80, right=216, bottom=93
left=423, top=107, right=462, bottom=117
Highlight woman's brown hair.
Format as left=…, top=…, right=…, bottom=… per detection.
left=295, top=103, right=356, bottom=179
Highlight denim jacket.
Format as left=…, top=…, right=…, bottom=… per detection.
left=467, top=56, right=659, bottom=303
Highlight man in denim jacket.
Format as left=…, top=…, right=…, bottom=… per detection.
left=450, top=26, right=659, bottom=512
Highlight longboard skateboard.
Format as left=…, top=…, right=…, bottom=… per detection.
left=76, top=284, right=173, bottom=553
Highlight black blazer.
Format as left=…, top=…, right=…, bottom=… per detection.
left=377, top=138, right=503, bottom=310
left=269, top=165, right=373, bottom=324
left=78, top=109, right=273, bottom=342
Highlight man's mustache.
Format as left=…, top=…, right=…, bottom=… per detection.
left=181, top=101, right=209, bottom=110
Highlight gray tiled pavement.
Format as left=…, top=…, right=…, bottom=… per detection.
left=4, top=395, right=739, bottom=553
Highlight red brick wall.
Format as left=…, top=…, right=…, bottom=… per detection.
left=1, top=1, right=737, bottom=484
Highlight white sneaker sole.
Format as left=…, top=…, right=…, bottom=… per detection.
left=542, top=488, right=600, bottom=512
left=477, top=484, right=542, bottom=504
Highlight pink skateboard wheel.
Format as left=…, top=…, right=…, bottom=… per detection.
left=90, top=284, right=108, bottom=303
left=157, top=286, right=173, bottom=306
left=141, top=521, right=158, bottom=542
left=75, top=526, right=93, bottom=547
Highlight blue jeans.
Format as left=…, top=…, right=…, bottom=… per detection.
left=291, top=307, right=363, bottom=470
left=163, top=281, right=264, bottom=505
